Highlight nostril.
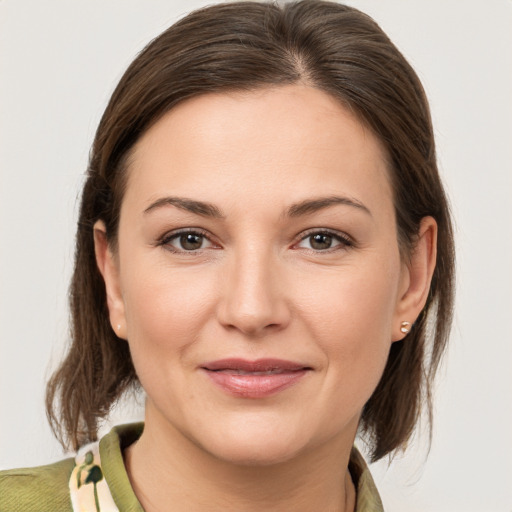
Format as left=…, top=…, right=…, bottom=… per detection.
left=216, top=270, right=291, bottom=335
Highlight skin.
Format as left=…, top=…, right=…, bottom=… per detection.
left=95, top=85, right=437, bottom=511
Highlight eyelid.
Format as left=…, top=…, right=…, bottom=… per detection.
left=292, top=228, right=354, bottom=251
left=155, top=227, right=354, bottom=253
left=157, top=227, right=220, bottom=252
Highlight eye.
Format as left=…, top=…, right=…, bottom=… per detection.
left=296, top=231, right=352, bottom=251
left=160, top=230, right=215, bottom=252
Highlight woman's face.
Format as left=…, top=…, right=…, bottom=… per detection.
left=99, top=85, right=422, bottom=465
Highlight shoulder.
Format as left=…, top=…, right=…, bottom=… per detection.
left=0, top=457, right=75, bottom=512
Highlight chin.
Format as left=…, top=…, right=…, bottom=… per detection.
left=209, top=440, right=304, bottom=467
left=196, top=422, right=311, bottom=467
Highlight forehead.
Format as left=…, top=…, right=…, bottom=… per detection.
left=124, top=85, right=393, bottom=217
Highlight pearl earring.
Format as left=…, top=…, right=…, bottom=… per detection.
left=400, top=321, right=411, bottom=334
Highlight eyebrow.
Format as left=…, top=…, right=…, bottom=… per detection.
left=144, top=196, right=224, bottom=218
left=286, top=195, right=372, bottom=218
left=143, top=194, right=371, bottom=219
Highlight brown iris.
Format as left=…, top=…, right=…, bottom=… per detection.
left=309, top=233, right=334, bottom=250
left=180, top=233, right=204, bottom=250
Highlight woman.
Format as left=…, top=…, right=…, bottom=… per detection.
left=0, top=1, right=454, bottom=510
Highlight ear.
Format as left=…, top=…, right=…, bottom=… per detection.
left=392, top=216, right=437, bottom=341
left=93, top=220, right=127, bottom=339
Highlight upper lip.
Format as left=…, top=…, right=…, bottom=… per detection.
left=201, top=358, right=311, bottom=372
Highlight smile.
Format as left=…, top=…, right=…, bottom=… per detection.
left=201, top=358, right=312, bottom=398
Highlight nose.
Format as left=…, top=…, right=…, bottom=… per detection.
left=216, top=246, right=291, bottom=337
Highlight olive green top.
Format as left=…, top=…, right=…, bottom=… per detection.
left=0, top=423, right=383, bottom=511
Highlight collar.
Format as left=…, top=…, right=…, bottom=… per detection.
left=69, top=423, right=383, bottom=511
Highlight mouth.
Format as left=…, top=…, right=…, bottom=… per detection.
left=200, top=358, right=312, bottom=398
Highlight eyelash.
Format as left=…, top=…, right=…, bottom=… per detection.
left=157, top=228, right=216, bottom=254
left=157, top=228, right=354, bottom=254
left=293, top=228, right=354, bottom=253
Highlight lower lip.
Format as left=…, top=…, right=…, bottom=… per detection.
left=203, top=369, right=308, bottom=398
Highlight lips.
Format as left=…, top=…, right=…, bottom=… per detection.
left=201, top=358, right=311, bottom=398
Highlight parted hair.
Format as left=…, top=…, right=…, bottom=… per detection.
left=46, top=0, right=455, bottom=462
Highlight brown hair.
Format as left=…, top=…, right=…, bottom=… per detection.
left=46, top=0, right=455, bottom=462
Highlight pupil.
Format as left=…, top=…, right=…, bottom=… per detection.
left=180, top=233, right=202, bottom=250
left=311, top=233, right=332, bottom=250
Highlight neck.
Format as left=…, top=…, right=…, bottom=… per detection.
left=124, top=414, right=357, bottom=512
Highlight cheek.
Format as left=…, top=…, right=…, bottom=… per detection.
left=297, top=260, right=398, bottom=340
left=295, top=260, right=400, bottom=406
left=120, top=262, right=217, bottom=368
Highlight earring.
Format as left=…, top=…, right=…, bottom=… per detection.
left=400, top=321, right=411, bottom=334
